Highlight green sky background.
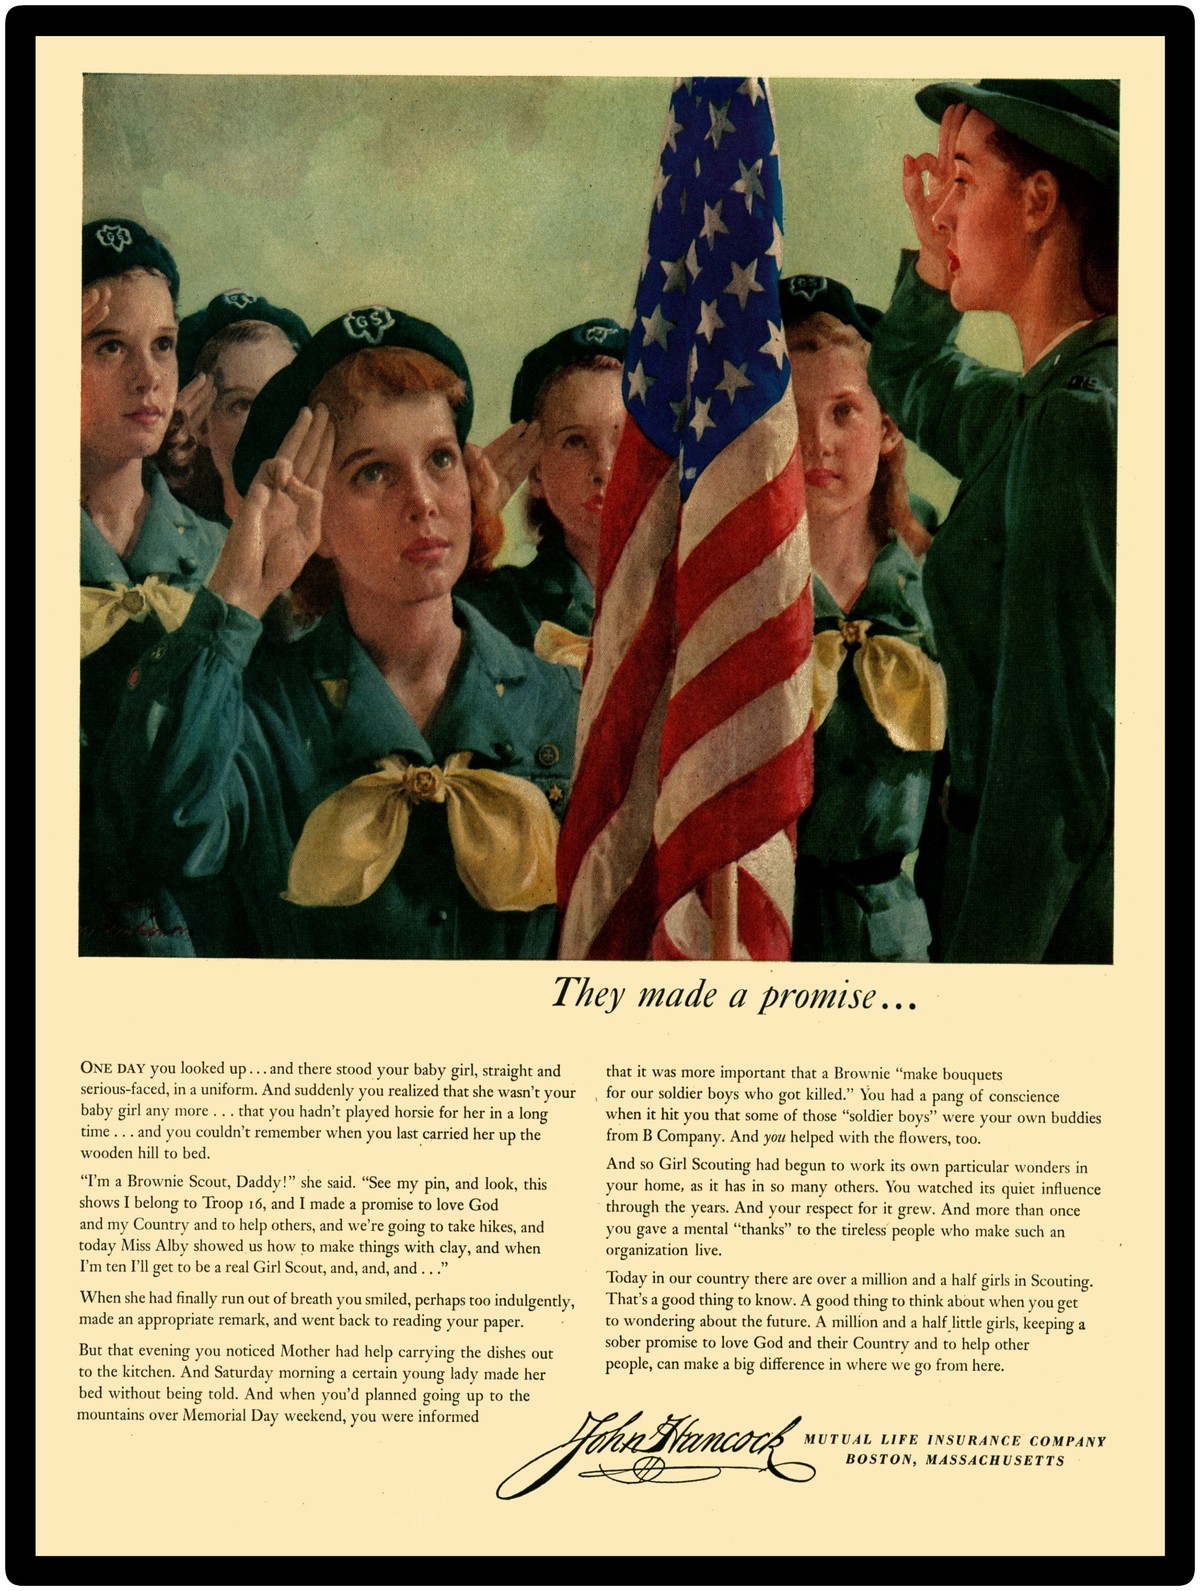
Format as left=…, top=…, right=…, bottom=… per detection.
left=83, top=75, right=1022, bottom=537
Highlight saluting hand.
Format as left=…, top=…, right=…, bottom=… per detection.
left=902, top=102, right=966, bottom=292
left=82, top=284, right=112, bottom=340
left=463, top=419, right=543, bottom=522
left=175, top=371, right=216, bottom=433
left=207, top=405, right=335, bottom=620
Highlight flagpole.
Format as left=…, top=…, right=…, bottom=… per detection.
left=711, top=863, right=738, bottom=959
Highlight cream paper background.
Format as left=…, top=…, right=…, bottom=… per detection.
left=39, top=31, right=1164, bottom=1564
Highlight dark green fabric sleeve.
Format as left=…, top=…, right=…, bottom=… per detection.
left=946, top=383, right=1116, bottom=962
left=98, top=587, right=266, bottom=881
left=868, top=252, right=1021, bottom=480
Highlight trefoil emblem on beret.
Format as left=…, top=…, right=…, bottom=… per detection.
left=786, top=275, right=826, bottom=300
left=221, top=291, right=257, bottom=310
left=581, top=324, right=617, bottom=346
left=343, top=307, right=396, bottom=346
left=96, top=224, right=134, bottom=253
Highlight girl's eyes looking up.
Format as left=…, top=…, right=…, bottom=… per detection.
left=350, top=447, right=458, bottom=487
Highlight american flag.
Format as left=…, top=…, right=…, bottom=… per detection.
left=557, top=76, right=813, bottom=960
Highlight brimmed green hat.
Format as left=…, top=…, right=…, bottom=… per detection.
left=779, top=274, right=882, bottom=340
left=510, top=318, right=628, bottom=424
left=915, top=79, right=1118, bottom=188
left=82, top=218, right=180, bottom=301
left=177, top=291, right=311, bottom=386
left=233, top=306, right=473, bottom=497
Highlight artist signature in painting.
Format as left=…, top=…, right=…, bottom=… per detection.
left=496, top=1411, right=816, bottom=1498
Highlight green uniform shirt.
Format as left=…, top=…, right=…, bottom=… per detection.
left=99, top=591, right=581, bottom=959
left=869, top=253, right=1116, bottom=963
left=794, top=537, right=937, bottom=963
left=80, top=466, right=228, bottom=956
left=459, top=536, right=594, bottom=648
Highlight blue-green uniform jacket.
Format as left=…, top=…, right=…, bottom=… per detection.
left=459, top=536, right=594, bottom=649
left=80, top=466, right=228, bottom=956
left=793, top=538, right=937, bottom=963
left=869, top=253, right=1116, bottom=963
left=97, top=592, right=581, bottom=959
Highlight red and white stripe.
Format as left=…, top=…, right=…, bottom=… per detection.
left=557, top=390, right=812, bottom=960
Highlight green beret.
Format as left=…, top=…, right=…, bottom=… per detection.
left=510, top=318, right=629, bottom=423
left=779, top=274, right=881, bottom=340
left=915, top=79, right=1118, bottom=188
left=177, top=291, right=311, bottom=386
left=82, top=218, right=180, bottom=302
left=233, top=306, right=473, bottom=497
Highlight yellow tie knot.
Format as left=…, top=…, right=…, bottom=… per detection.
left=405, top=764, right=446, bottom=804
left=80, top=577, right=195, bottom=658
left=839, top=618, right=871, bottom=647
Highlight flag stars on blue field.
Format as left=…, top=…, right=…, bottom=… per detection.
left=688, top=396, right=715, bottom=439
left=759, top=320, right=788, bottom=371
left=732, top=158, right=766, bottom=214
left=715, top=360, right=754, bottom=403
left=625, top=76, right=789, bottom=484
left=725, top=257, right=765, bottom=311
left=627, top=360, right=654, bottom=403
left=700, top=199, right=729, bottom=248
left=660, top=252, right=690, bottom=295
left=697, top=299, right=725, bottom=344
left=706, top=100, right=737, bottom=151
left=641, top=303, right=675, bottom=351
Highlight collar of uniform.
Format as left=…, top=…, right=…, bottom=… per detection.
left=531, top=536, right=594, bottom=603
left=309, top=598, right=533, bottom=770
left=812, top=535, right=922, bottom=627
left=81, top=468, right=208, bottom=586
left=1021, top=315, right=1118, bottom=398
left=123, top=468, right=208, bottom=582
left=427, top=600, right=534, bottom=766
left=80, top=506, right=131, bottom=585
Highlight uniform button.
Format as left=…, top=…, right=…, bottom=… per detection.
left=536, top=743, right=560, bottom=767
left=498, top=740, right=516, bottom=761
left=179, top=555, right=197, bottom=574
left=428, top=907, right=449, bottom=926
left=150, top=641, right=168, bottom=663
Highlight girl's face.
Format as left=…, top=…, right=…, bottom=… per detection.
left=81, top=272, right=178, bottom=465
left=319, top=391, right=472, bottom=609
left=202, top=333, right=297, bottom=492
left=932, top=110, right=1033, bottom=314
left=789, top=343, right=896, bottom=534
left=529, top=366, right=624, bottom=554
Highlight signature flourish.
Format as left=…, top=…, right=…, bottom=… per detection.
left=496, top=1411, right=816, bottom=1499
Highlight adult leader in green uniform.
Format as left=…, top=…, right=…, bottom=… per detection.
left=80, top=218, right=230, bottom=955
left=461, top=318, right=627, bottom=665
left=868, top=81, right=1117, bottom=963
left=99, top=307, right=580, bottom=959
left=782, top=277, right=946, bottom=962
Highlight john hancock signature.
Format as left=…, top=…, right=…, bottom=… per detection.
left=496, top=1411, right=816, bottom=1499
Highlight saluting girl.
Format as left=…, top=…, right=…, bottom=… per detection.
left=99, top=308, right=580, bottom=959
